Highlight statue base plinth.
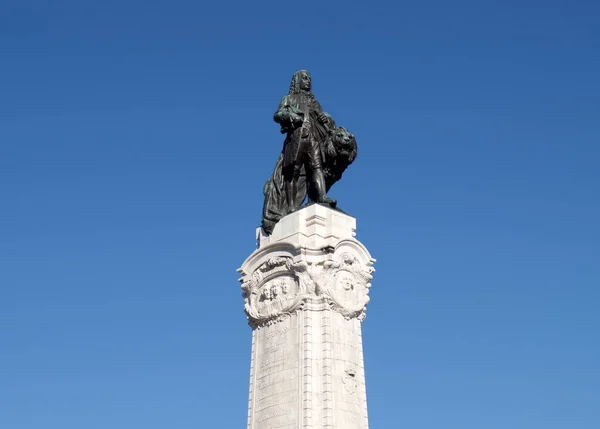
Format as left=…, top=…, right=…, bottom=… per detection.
left=257, top=203, right=356, bottom=252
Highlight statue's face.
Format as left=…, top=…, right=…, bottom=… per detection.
left=271, top=284, right=281, bottom=298
left=298, top=72, right=311, bottom=91
left=262, top=287, right=271, bottom=300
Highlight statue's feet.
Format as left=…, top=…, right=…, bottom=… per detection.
left=318, top=196, right=337, bottom=208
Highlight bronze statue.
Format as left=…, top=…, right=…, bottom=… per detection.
left=261, top=70, right=358, bottom=234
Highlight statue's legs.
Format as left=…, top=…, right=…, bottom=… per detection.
left=311, top=168, right=337, bottom=207
left=281, top=133, right=336, bottom=214
left=285, top=180, right=298, bottom=213
left=282, top=164, right=300, bottom=215
left=305, top=137, right=337, bottom=208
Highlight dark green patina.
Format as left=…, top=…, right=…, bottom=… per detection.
left=261, top=70, right=358, bottom=234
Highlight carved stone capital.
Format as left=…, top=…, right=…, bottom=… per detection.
left=239, top=205, right=375, bottom=328
left=239, top=245, right=374, bottom=327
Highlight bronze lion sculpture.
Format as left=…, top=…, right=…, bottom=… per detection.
left=322, top=126, right=358, bottom=192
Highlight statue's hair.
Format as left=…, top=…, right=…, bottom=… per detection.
left=289, top=70, right=314, bottom=98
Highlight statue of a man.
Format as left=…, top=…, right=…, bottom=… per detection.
left=273, top=70, right=336, bottom=211
left=261, top=70, right=357, bottom=235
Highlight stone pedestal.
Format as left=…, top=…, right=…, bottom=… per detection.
left=238, top=204, right=375, bottom=429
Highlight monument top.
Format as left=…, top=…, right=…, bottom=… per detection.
left=261, top=70, right=358, bottom=235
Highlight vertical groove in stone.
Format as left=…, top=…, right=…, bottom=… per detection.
left=357, top=319, right=369, bottom=429
left=247, top=328, right=256, bottom=429
left=302, top=311, right=313, bottom=429
left=322, top=310, right=334, bottom=429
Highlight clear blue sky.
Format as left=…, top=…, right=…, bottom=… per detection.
left=1, top=1, right=599, bottom=428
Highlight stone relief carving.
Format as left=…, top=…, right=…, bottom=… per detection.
left=240, top=251, right=374, bottom=327
left=241, top=256, right=315, bottom=327
left=317, top=252, right=374, bottom=321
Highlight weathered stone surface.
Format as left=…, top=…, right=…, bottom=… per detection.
left=238, top=204, right=375, bottom=429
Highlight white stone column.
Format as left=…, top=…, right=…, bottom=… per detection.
left=238, top=204, right=375, bottom=429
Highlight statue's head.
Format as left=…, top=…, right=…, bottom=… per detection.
left=289, top=70, right=312, bottom=94
left=271, top=283, right=281, bottom=298
left=262, top=286, right=271, bottom=300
